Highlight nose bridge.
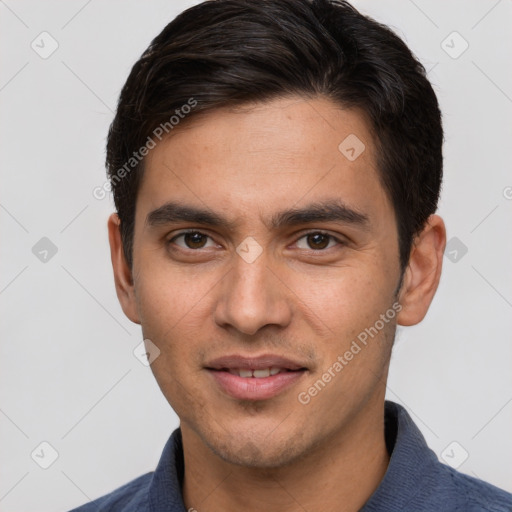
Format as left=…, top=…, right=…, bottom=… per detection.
left=214, top=245, right=290, bottom=335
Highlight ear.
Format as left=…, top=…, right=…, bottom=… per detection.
left=107, top=213, right=141, bottom=324
left=396, top=214, right=446, bottom=326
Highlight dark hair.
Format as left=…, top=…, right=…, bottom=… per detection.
left=106, top=0, right=443, bottom=272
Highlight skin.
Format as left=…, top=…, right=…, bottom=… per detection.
left=108, top=96, right=446, bottom=512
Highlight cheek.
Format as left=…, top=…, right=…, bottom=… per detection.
left=290, top=265, right=393, bottom=337
left=133, top=263, right=223, bottom=386
left=135, top=260, right=214, bottom=330
left=134, top=268, right=212, bottom=413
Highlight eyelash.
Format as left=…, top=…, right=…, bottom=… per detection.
left=167, top=229, right=345, bottom=253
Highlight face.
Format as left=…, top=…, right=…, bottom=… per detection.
left=111, top=96, right=428, bottom=468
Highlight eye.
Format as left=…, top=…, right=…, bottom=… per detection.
left=169, top=231, right=217, bottom=250
left=295, top=231, right=343, bottom=251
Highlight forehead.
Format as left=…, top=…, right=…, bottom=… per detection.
left=136, top=96, right=393, bottom=231
left=148, top=97, right=375, bottom=171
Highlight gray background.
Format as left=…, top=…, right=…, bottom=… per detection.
left=1, top=1, right=511, bottom=510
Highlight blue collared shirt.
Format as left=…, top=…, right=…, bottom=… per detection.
left=70, top=401, right=512, bottom=511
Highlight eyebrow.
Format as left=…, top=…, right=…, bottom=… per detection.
left=145, top=199, right=370, bottom=231
left=146, top=202, right=237, bottom=230
left=270, top=200, right=370, bottom=230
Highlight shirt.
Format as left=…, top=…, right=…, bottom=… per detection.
left=69, top=401, right=512, bottom=511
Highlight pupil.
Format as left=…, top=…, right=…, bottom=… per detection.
left=185, top=233, right=206, bottom=248
left=308, top=233, right=329, bottom=250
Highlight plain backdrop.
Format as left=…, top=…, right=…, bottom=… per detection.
left=1, top=1, right=511, bottom=510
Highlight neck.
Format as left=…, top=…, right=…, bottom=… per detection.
left=181, top=395, right=390, bottom=512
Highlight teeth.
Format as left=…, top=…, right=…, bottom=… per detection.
left=253, top=368, right=270, bottom=378
left=227, top=367, right=286, bottom=378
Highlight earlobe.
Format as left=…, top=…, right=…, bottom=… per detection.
left=107, top=213, right=141, bottom=324
left=396, top=214, right=446, bottom=326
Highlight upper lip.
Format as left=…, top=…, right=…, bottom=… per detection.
left=205, top=354, right=307, bottom=371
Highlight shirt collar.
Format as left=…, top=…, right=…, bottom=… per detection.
left=148, top=426, right=187, bottom=512
left=361, top=400, right=440, bottom=511
left=148, top=400, right=438, bottom=511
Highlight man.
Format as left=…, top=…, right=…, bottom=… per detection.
left=71, top=0, right=512, bottom=510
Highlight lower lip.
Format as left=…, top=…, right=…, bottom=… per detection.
left=207, top=369, right=306, bottom=401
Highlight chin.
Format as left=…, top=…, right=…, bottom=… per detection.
left=202, top=425, right=310, bottom=469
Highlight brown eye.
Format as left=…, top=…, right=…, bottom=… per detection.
left=295, top=232, right=341, bottom=251
left=170, top=231, right=215, bottom=250
left=183, top=232, right=207, bottom=249
left=307, top=233, right=329, bottom=249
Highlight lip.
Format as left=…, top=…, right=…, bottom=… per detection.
left=205, top=353, right=307, bottom=371
left=207, top=369, right=307, bottom=400
left=205, top=353, right=308, bottom=401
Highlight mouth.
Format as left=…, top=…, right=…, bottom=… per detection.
left=205, top=354, right=309, bottom=401
left=219, top=367, right=302, bottom=378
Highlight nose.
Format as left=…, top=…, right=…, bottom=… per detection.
left=213, top=250, right=292, bottom=336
